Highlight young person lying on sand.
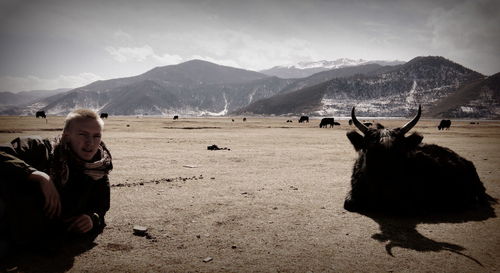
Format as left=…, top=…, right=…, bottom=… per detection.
left=0, top=109, right=113, bottom=258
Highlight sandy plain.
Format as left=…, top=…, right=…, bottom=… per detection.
left=1, top=115, right=499, bottom=273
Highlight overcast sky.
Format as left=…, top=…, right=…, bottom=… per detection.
left=0, top=0, right=499, bottom=92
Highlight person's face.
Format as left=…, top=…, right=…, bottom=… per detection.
left=64, top=118, right=102, bottom=161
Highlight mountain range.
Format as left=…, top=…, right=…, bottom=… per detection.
left=1, top=56, right=499, bottom=119
left=237, top=56, right=496, bottom=118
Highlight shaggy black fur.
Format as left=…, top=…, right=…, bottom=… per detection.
left=345, top=123, right=495, bottom=214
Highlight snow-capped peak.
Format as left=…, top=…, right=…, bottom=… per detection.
left=288, top=58, right=369, bottom=70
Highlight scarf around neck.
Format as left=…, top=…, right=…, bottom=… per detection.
left=50, top=137, right=113, bottom=187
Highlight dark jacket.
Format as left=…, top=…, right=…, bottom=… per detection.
left=0, top=136, right=111, bottom=234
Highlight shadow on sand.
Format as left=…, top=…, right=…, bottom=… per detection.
left=358, top=205, right=497, bottom=266
left=1, top=234, right=97, bottom=273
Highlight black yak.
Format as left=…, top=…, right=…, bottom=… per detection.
left=438, top=119, right=451, bottom=130
left=344, top=105, right=494, bottom=214
left=100, top=112, right=108, bottom=119
left=35, top=111, right=46, bottom=118
left=319, top=118, right=335, bottom=128
left=173, top=115, right=179, bottom=120
left=299, top=116, right=309, bottom=123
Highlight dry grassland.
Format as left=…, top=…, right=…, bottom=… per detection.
left=1, top=115, right=500, bottom=272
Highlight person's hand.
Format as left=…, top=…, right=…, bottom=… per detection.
left=64, top=214, right=94, bottom=234
left=28, top=171, right=61, bottom=219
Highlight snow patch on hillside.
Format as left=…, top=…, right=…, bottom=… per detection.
left=316, top=95, right=416, bottom=117
left=248, top=90, right=257, bottom=103
left=406, top=80, right=418, bottom=105
left=460, top=106, right=475, bottom=113
left=199, top=93, right=228, bottom=116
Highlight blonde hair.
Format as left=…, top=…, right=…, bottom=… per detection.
left=63, top=109, right=104, bottom=133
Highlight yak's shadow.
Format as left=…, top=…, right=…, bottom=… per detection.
left=1, top=234, right=98, bottom=273
left=357, top=205, right=496, bottom=266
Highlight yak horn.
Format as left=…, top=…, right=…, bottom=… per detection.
left=400, top=105, right=421, bottom=135
left=351, top=106, right=369, bottom=135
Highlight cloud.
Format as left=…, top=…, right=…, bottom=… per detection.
left=104, top=34, right=318, bottom=71
left=428, top=0, right=500, bottom=74
left=0, top=73, right=103, bottom=92
left=430, top=0, right=500, bottom=50
left=113, top=30, right=133, bottom=41
left=190, top=30, right=320, bottom=70
left=105, top=45, right=183, bottom=65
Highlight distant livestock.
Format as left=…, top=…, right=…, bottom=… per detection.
left=100, top=113, right=108, bottom=119
left=35, top=111, right=46, bottom=118
left=173, top=115, right=179, bottom=120
left=286, top=120, right=293, bottom=123
left=319, top=118, right=335, bottom=128
left=243, top=117, right=247, bottom=122
left=299, top=116, right=309, bottom=123
left=349, top=118, right=372, bottom=127
left=438, top=119, right=451, bottom=130
left=344, top=105, right=495, bottom=213
left=333, top=121, right=341, bottom=126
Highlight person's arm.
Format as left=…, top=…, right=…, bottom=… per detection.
left=66, top=176, right=110, bottom=234
left=88, top=176, right=111, bottom=233
left=0, top=137, right=61, bottom=218
left=0, top=137, right=52, bottom=179
left=0, top=150, right=38, bottom=181
left=28, top=171, right=61, bottom=219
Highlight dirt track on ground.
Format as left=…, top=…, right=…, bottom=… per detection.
left=1, top=116, right=499, bottom=272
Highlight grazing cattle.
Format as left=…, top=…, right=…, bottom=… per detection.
left=243, top=117, right=247, bottom=122
left=348, top=119, right=353, bottom=126
left=173, top=115, right=179, bottom=120
left=344, top=105, right=494, bottom=213
left=438, top=119, right=451, bottom=130
left=319, top=118, right=335, bottom=128
left=35, top=111, right=46, bottom=118
left=298, top=116, right=309, bottom=123
left=100, top=113, right=108, bottom=119
left=286, top=120, right=293, bottom=123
